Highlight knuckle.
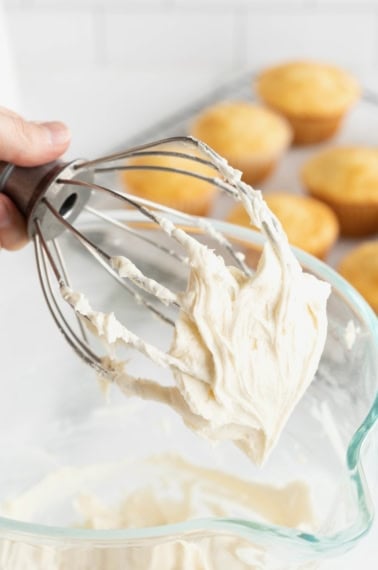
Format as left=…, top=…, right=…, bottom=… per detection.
left=12, top=116, right=33, bottom=143
left=10, top=117, right=37, bottom=162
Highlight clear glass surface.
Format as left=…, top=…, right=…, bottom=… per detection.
left=0, top=211, right=377, bottom=569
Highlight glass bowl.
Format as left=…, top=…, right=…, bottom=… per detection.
left=0, top=210, right=377, bottom=570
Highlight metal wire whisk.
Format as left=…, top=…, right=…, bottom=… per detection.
left=0, top=136, right=271, bottom=380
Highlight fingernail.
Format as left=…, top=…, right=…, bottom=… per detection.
left=0, top=199, right=11, bottom=229
left=43, top=121, right=71, bottom=146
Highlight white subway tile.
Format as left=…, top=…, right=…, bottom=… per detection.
left=175, top=0, right=308, bottom=5
left=24, top=0, right=321, bottom=5
left=316, top=0, right=378, bottom=4
left=16, top=67, right=223, bottom=156
left=25, top=0, right=325, bottom=7
left=105, top=8, right=237, bottom=68
left=245, top=8, right=377, bottom=72
left=3, top=1, right=26, bottom=8
left=171, top=0, right=307, bottom=6
left=3, top=1, right=32, bottom=8
left=171, top=0, right=248, bottom=6
left=6, top=10, right=95, bottom=67
left=29, top=0, right=169, bottom=7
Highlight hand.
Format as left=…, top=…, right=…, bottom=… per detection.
left=0, top=106, right=71, bottom=251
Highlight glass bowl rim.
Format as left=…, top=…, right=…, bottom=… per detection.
left=0, top=211, right=377, bottom=557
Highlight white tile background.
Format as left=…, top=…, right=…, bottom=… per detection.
left=2, top=0, right=378, bottom=156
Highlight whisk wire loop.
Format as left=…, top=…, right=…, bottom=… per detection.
left=42, top=198, right=178, bottom=326
left=57, top=175, right=250, bottom=275
left=75, top=136, right=213, bottom=169
left=2, top=136, right=262, bottom=379
left=34, top=223, right=102, bottom=372
left=51, top=239, right=89, bottom=343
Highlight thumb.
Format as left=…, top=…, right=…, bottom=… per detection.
left=0, top=194, right=28, bottom=251
left=0, top=110, right=71, bottom=167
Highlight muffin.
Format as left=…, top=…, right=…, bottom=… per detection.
left=120, top=143, right=218, bottom=216
left=302, top=147, right=378, bottom=236
left=227, top=192, right=339, bottom=259
left=338, top=241, right=378, bottom=313
left=256, top=61, right=360, bottom=144
left=190, top=101, right=292, bottom=185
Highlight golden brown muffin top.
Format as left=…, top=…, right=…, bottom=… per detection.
left=302, top=147, right=378, bottom=204
left=191, top=101, right=292, bottom=160
left=338, top=241, right=378, bottom=312
left=257, top=61, right=360, bottom=117
left=121, top=143, right=217, bottom=201
left=227, top=192, right=339, bottom=258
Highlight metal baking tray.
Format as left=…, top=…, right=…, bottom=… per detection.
left=117, top=70, right=378, bottom=269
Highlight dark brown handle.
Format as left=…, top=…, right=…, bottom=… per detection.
left=0, top=160, right=66, bottom=222
left=0, top=160, right=93, bottom=240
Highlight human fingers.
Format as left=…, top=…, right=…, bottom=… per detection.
left=0, top=194, right=28, bottom=251
left=0, top=109, right=70, bottom=166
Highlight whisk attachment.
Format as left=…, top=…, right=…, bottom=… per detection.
left=0, top=136, right=284, bottom=379
left=0, top=136, right=332, bottom=465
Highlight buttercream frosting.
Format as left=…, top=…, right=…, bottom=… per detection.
left=62, top=141, right=331, bottom=465
left=0, top=454, right=315, bottom=570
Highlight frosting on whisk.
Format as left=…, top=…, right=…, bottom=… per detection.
left=62, top=145, right=331, bottom=465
